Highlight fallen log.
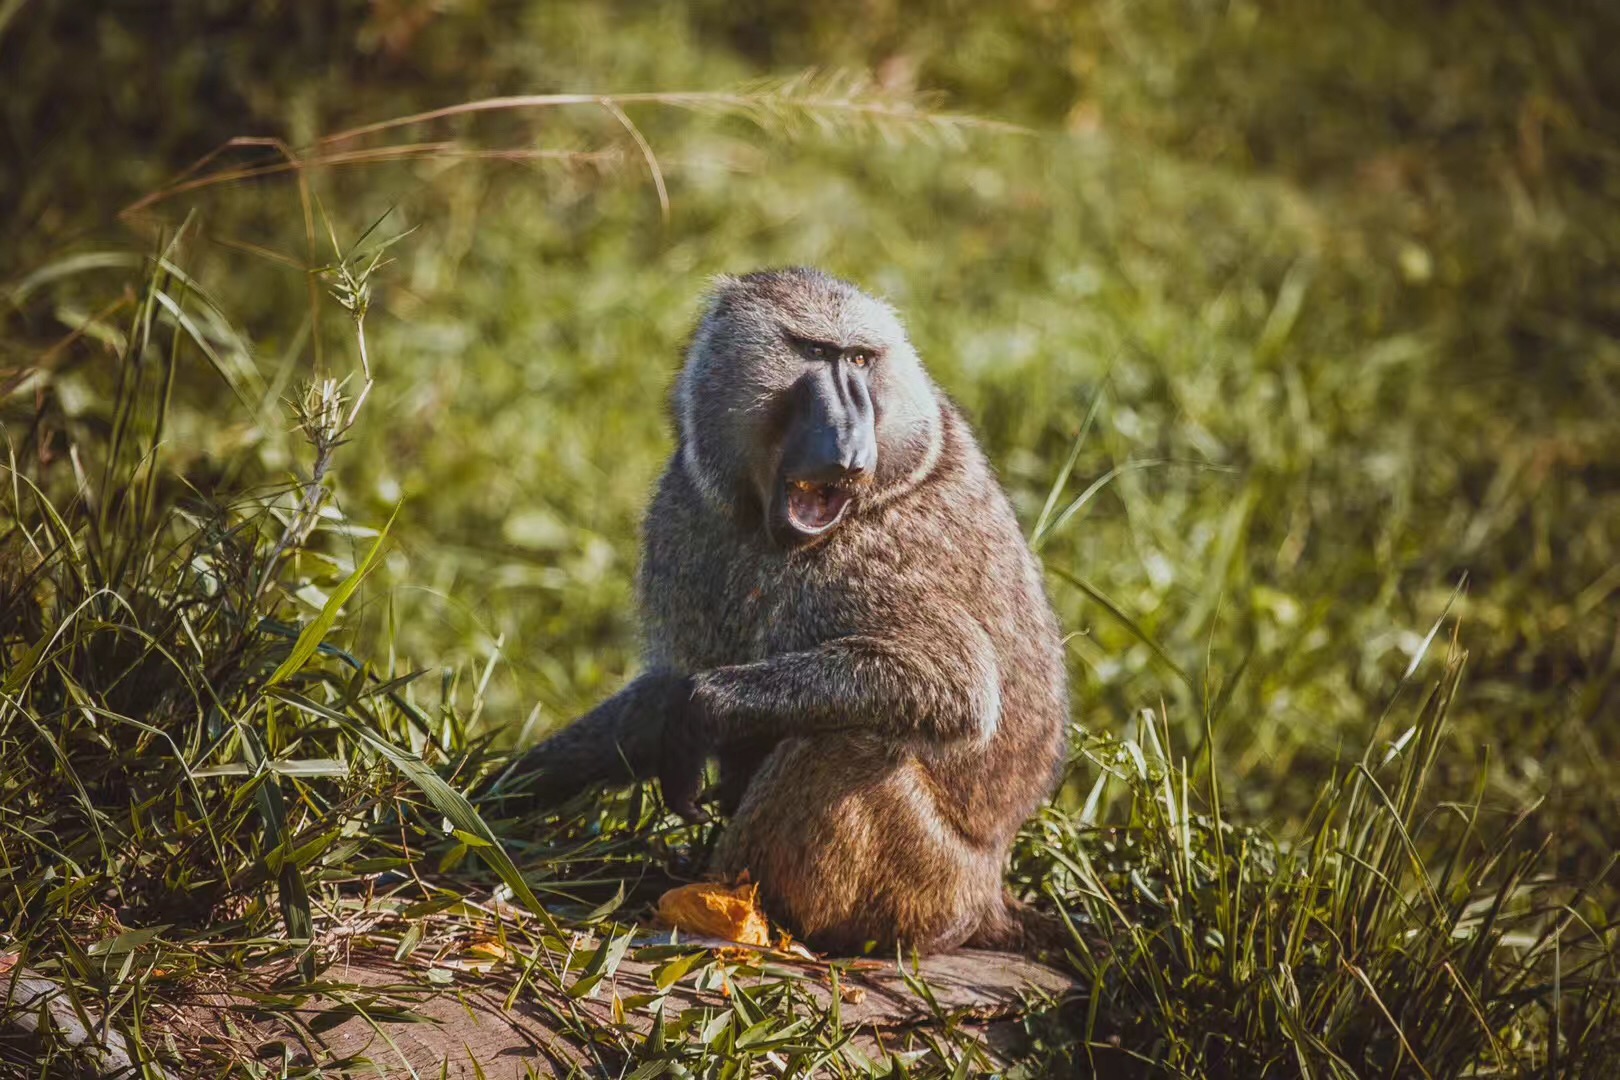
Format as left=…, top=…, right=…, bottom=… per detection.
left=9, top=945, right=1074, bottom=1077
left=1, top=962, right=173, bottom=1080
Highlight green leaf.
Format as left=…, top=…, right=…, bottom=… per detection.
left=653, top=949, right=708, bottom=990
left=697, top=1009, right=733, bottom=1046
left=264, top=507, right=396, bottom=688
left=734, top=1016, right=784, bottom=1049
left=584, top=881, right=627, bottom=922
left=270, top=688, right=560, bottom=935
left=570, top=928, right=634, bottom=998
left=394, top=922, right=424, bottom=962
left=88, top=925, right=171, bottom=956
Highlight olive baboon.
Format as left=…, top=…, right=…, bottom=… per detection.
left=501, top=268, right=1069, bottom=954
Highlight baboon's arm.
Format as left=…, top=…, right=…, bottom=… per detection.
left=688, top=608, right=1000, bottom=749
left=492, top=670, right=686, bottom=808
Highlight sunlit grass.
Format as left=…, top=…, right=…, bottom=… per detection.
left=4, top=204, right=1616, bottom=1078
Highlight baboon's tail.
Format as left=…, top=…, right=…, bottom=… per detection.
left=481, top=677, right=665, bottom=812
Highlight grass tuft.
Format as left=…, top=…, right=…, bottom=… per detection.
left=1010, top=644, right=1620, bottom=1076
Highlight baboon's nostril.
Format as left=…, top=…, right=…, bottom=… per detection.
left=847, top=439, right=877, bottom=479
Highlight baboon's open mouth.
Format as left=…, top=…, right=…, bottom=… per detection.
left=784, top=479, right=853, bottom=534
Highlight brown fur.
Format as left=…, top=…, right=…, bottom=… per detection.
left=502, top=269, right=1069, bottom=954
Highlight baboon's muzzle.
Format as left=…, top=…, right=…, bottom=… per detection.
left=771, top=363, right=876, bottom=544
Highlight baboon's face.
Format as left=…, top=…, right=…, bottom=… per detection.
left=678, top=270, right=943, bottom=548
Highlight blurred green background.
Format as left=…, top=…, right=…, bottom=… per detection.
left=3, top=0, right=1616, bottom=871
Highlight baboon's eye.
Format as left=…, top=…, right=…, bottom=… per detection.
left=847, top=350, right=872, bottom=368
left=784, top=332, right=843, bottom=363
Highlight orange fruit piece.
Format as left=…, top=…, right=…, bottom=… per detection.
left=656, top=880, right=771, bottom=946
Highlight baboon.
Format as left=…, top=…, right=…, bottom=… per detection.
left=500, top=268, right=1069, bottom=954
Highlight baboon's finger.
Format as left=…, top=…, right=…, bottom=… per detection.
left=661, top=765, right=710, bottom=824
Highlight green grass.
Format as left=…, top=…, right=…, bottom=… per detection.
left=4, top=1, right=1620, bottom=1075
left=1, top=249, right=1614, bottom=1074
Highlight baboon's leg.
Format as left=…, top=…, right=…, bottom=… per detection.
left=962, top=892, right=1070, bottom=954
left=712, top=735, right=1005, bottom=954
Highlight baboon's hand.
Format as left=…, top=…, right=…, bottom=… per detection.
left=658, top=675, right=712, bottom=824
